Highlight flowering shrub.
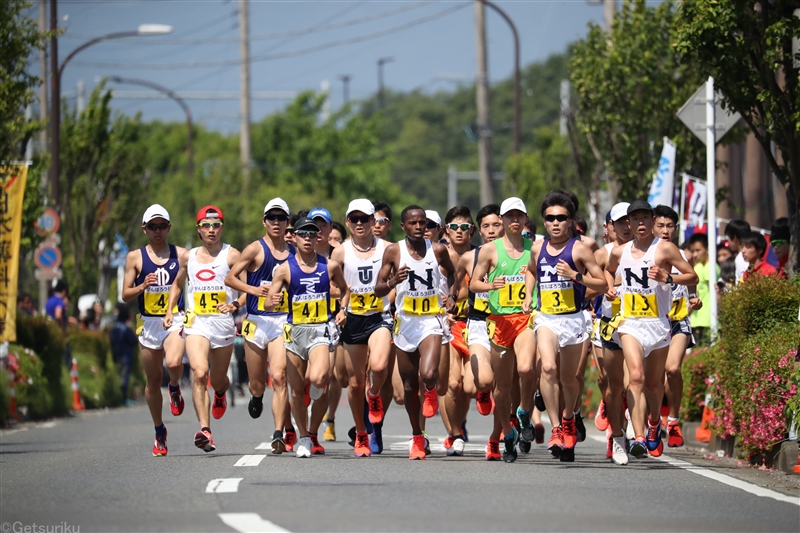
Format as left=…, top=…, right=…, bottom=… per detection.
left=680, top=346, right=718, bottom=422
left=10, top=345, right=53, bottom=419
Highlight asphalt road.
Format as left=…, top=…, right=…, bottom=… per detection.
left=1, top=388, right=798, bottom=533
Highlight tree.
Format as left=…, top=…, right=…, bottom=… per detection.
left=674, top=0, right=800, bottom=271
left=570, top=0, right=707, bottom=201
left=0, top=0, right=48, bottom=162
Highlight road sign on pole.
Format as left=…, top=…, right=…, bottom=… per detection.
left=677, top=81, right=741, bottom=145
left=34, top=242, right=62, bottom=270
left=35, top=207, right=60, bottom=236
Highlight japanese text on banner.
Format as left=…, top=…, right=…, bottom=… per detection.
left=0, top=163, right=30, bottom=342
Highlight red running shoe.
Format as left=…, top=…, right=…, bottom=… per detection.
left=194, top=429, right=215, bottom=453
left=562, top=417, right=578, bottom=450
left=548, top=426, right=565, bottom=453
left=485, top=439, right=501, bottom=461
left=284, top=428, right=297, bottom=452
left=409, top=435, right=426, bottom=460
left=309, top=432, right=325, bottom=455
left=594, top=399, right=609, bottom=432
left=667, top=420, right=684, bottom=447
left=367, top=393, right=384, bottom=424
left=153, top=428, right=167, bottom=457
left=211, top=391, right=227, bottom=419
left=354, top=432, right=371, bottom=457
left=169, top=386, right=184, bottom=416
left=422, top=387, right=439, bottom=418
left=476, top=390, right=493, bottom=416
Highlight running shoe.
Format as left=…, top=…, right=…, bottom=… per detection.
left=440, top=435, right=455, bottom=453
left=296, top=436, right=312, bottom=458
left=534, top=423, right=545, bottom=444
left=510, top=413, right=520, bottom=432
left=660, top=396, right=670, bottom=418
left=625, top=409, right=635, bottom=440
left=354, top=432, right=371, bottom=457
left=304, top=383, right=311, bottom=407
left=629, top=436, right=647, bottom=458
left=461, top=421, right=469, bottom=442
left=362, top=401, right=374, bottom=434
left=211, top=391, right=227, bottom=419
left=534, top=390, right=546, bottom=412
left=347, top=426, right=357, bottom=447
left=575, top=412, right=586, bottom=443
left=594, top=400, right=609, bottom=431
left=649, top=439, right=664, bottom=457
left=284, top=428, right=297, bottom=452
left=309, top=432, right=325, bottom=455
left=248, top=395, right=263, bottom=419
left=169, top=386, right=184, bottom=416
left=645, top=420, right=663, bottom=453
left=422, top=433, right=431, bottom=456
left=485, top=439, right=501, bottom=461
left=667, top=420, right=684, bottom=447
left=476, top=390, right=493, bottom=416
left=370, top=422, right=383, bottom=454
left=450, top=435, right=465, bottom=457
left=409, top=434, right=426, bottom=460
left=323, top=420, right=336, bottom=441
left=367, top=393, right=384, bottom=424
left=503, top=427, right=518, bottom=463
left=561, top=416, right=577, bottom=462
left=194, top=429, right=216, bottom=453
left=271, top=430, right=286, bottom=455
left=611, top=435, right=629, bottom=465
left=548, top=426, right=565, bottom=456
left=152, top=428, right=167, bottom=457
left=518, top=439, right=531, bottom=454
left=422, top=387, right=439, bottom=418
left=516, top=407, right=535, bottom=443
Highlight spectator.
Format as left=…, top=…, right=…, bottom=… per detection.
left=16, top=293, right=35, bottom=315
left=45, top=280, right=68, bottom=331
left=770, top=218, right=790, bottom=276
left=741, top=231, right=778, bottom=280
left=719, top=257, right=737, bottom=291
left=725, top=219, right=751, bottom=283
left=109, top=303, right=138, bottom=404
left=89, top=299, right=105, bottom=331
left=687, top=233, right=718, bottom=346
left=716, top=242, right=733, bottom=264
left=80, top=308, right=96, bottom=330
left=329, top=221, right=347, bottom=247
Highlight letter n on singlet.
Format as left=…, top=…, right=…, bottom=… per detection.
left=408, top=269, right=434, bottom=291
left=624, top=267, right=650, bottom=288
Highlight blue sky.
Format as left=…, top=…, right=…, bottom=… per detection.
left=45, top=0, right=619, bottom=132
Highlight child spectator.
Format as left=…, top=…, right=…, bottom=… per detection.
left=741, top=231, right=778, bottom=280
left=770, top=218, right=790, bottom=276
left=687, top=233, right=718, bottom=346
left=725, top=219, right=751, bottom=283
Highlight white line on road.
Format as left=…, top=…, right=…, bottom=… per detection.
left=206, top=478, right=243, bottom=493
left=219, top=512, right=290, bottom=532
left=234, top=455, right=266, bottom=467
left=589, top=435, right=799, bottom=507
left=255, top=442, right=271, bottom=450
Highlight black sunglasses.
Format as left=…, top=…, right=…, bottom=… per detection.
left=425, top=221, right=440, bottom=229
left=145, top=222, right=170, bottom=231
left=348, top=214, right=372, bottom=225
left=544, top=214, right=570, bottom=223
left=265, top=213, right=289, bottom=222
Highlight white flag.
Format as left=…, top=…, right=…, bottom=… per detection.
left=648, top=137, right=677, bottom=208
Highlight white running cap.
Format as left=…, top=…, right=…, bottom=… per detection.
left=346, top=198, right=375, bottom=217
left=263, top=197, right=290, bottom=216
left=425, top=210, right=442, bottom=227
left=142, top=204, right=170, bottom=225
left=609, top=202, right=631, bottom=222
left=500, top=197, right=527, bottom=215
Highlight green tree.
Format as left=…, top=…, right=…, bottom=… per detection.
left=674, top=0, right=800, bottom=271
left=570, top=0, right=707, bottom=201
left=0, top=0, right=49, bottom=162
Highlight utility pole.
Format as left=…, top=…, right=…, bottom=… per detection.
left=377, top=57, right=393, bottom=109
left=238, top=0, right=252, bottom=181
left=39, top=0, right=47, bottom=153
left=474, top=0, right=494, bottom=205
left=49, top=0, right=59, bottom=208
left=338, top=74, right=351, bottom=104
left=604, top=0, right=616, bottom=31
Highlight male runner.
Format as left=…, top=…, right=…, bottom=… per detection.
left=470, top=197, right=537, bottom=463
left=332, top=199, right=393, bottom=457
left=224, top=198, right=293, bottom=454
left=264, top=216, right=349, bottom=458
left=605, top=200, right=698, bottom=462
left=653, top=205, right=700, bottom=447
left=375, top=205, right=458, bottom=459
left=121, top=204, right=187, bottom=456
left=524, top=191, right=607, bottom=462
left=163, top=205, right=242, bottom=453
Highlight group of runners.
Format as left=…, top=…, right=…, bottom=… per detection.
left=123, top=190, right=699, bottom=465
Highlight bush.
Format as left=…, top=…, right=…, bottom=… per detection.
left=66, top=329, right=122, bottom=408
left=15, top=314, right=67, bottom=415
left=0, top=368, right=9, bottom=425
left=10, top=345, right=53, bottom=419
left=680, top=345, right=718, bottom=422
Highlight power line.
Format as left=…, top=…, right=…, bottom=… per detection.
left=69, top=3, right=470, bottom=70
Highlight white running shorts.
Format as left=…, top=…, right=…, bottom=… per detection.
left=241, top=314, right=286, bottom=350
left=184, top=314, right=236, bottom=348
left=534, top=311, right=587, bottom=348
left=466, top=318, right=491, bottom=353
left=394, top=314, right=443, bottom=353
left=138, top=314, right=182, bottom=350
left=617, top=317, right=670, bottom=357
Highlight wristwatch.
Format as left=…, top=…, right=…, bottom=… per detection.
left=232, top=301, right=241, bottom=310
left=574, top=273, right=583, bottom=283
left=688, top=293, right=697, bottom=299
left=665, top=274, right=674, bottom=285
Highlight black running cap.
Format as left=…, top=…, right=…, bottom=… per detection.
left=294, top=217, right=320, bottom=232
left=627, top=199, right=653, bottom=215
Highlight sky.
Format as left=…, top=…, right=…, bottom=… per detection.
left=37, top=0, right=622, bottom=133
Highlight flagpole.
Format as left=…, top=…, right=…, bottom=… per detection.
left=679, top=173, right=688, bottom=246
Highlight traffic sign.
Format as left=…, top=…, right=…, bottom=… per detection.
left=35, top=208, right=60, bottom=237
left=34, top=243, right=62, bottom=270
left=677, top=82, right=741, bottom=145
left=34, top=268, right=62, bottom=281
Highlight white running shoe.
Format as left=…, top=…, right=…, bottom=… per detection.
left=625, top=409, right=636, bottom=440
left=296, top=436, right=312, bottom=458
left=612, top=435, right=629, bottom=465
left=449, top=437, right=465, bottom=457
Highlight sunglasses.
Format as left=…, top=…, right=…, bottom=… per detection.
left=425, top=221, right=440, bottom=229
left=197, top=221, right=223, bottom=229
left=521, top=231, right=533, bottom=239
left=264, top=213, right=289, bottom=222
left=375, top=217, right=390, bottom=225
left=145, top=222, right=169, bottom=231
left=447, top=223, right=472, bottom=231
left=295, top=230, right=319, bottom=239
left=544, top=214, right=570, bottom=223
left=348, top=214, right=372, bottom=225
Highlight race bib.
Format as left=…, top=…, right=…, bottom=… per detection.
left=193, top=291, right=226, bottom=315
left=669, top=298, right=689, bottom=321
left=402, top=295, right=440, bottom=316
left=282, top=323, right=293, bottom=343
left=259, top=289, right=288, bottom=314
left=183, top=310, right=196, bottom=328
left=454, top=299, right=468, bottom=318
left=540, top=282, right=576, bottom=315
left=242, top=319, right=257, bottom=339
left=473, top=293, right=490, bottom=314
left=292, top=298, right=327, bottom=324
left=611, top=298, right=621, bottom=317
left=486, top=318, right=497, bottom=340
left=498, top=275, right=526, bottom=307
left=623, top=293, right=659, bottom=319
left=135, top=314, right=144, bottom=336
left=350, top=292, right=384, bottom=315
left=393, top=315, right=401, bottom=335
left=600, top=315, right=624, bottom=341
left=143, top=288, right=170, bottom=316
left=461, top=325, right=469, bottom=345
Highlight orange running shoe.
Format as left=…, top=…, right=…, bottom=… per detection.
left=422, top=387, right=439, bottom=418
left=284, top=427, right=297, bottom=452
left=485, top=439, right=501, bottom=461
left=354, top=432, right=371, bottom=457
left=152, top=428, right=167, bottom=457
left=562, top=416, right=578, bottom=450
left=476, top=391, right=493, bottom=416
left=194, top=429, right=215, bottom=453
left=169, top=386, right=184, bottom=416
left=309, top=432, right=325, bottom=455
left=667, top=420, right=684, bottom=447
left=211, top=391, right=227, bottom=419
left=367, top=393, right=384, bottom=424
left=547, top=426, right=565, bottom=454
left=441, top=435, right=454, bottom=452
left=409, top=434, right=427, bottom=460
left=594, top=400, right=609, bottom=432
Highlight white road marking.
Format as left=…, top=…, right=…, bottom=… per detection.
left=39, top=421, right=57, bottom=428
left=206, top=478, right=243, bottom=493
left=234, top=454, right=266, bottom=466
left=219, top=512, right=290, bottom=532
left=254, top=442, right=271, bottom=450
left=589, top=435, right=798, bottom=506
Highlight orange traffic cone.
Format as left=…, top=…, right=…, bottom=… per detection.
left=695, top=405, right=713, bottom=443
left=793, top=455, right=800, bottom=474
left=70, top=358, right=85, bottom=411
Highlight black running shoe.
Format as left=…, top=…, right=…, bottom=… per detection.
left=575, top=412, right=586, bottom=443
left=503, top=428, right=518, bottom=463
left=347, top=426, right=357, bottom=447
left=517, top=408, right=535, bottom=443
left=270, top=430, right=285, bottom=455
left=518, top=439, right=531, bottom=454
left=534, top=390, right=546, bottom=412
left=248, top=396, right=264, bottom=419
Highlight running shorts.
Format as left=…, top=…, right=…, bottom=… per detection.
left=466, top=318, right=491, bottom=353
left=670, top=318, right=696, bottom=349
left=394, top=314, right=443, bottom=352
left=591, top=318, right=603, bottom=348
left=487, top=313, right=529, bottom=349
left=183, top=314, right=235, bottom=348
left=617, top=317, right=670, bottom=357
left=241, top=314, right=286, bottom=350
left=341, top=312, right=392, bottom=345
left=284, top=323, right=331, bottom=361
left=327, top=319, right=341, bottom=350
left=583, top=309, right=594, bottom=338
left=442, top=318, right=453, bottom=345
left=450, top=320, right=469, bottom=358
left=533, top=311, right=587, bottom=348
left=137, top=314, right=182, bottom=350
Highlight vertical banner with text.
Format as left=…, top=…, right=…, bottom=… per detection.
left=647, top=137, right=677, bottom=209
left=682, top=174, right=708, bottom=240
left=0, top=163, right=29, bottom=342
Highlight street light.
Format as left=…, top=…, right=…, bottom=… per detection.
left=49, top=11, right=173, bottom=212
left=108, top=77, right=193, bottom=183
left=377, top=57, right=394, bottom=109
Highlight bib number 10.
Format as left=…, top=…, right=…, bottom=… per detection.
left=402, top=295, right=439, bottom=316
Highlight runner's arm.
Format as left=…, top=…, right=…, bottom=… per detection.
left=329, top=260, right=350, bottom=325
left=263, top=263, right=289, bottom=312
left=604, top=246, right=621, bottom=301
left=469, top=245, right=498, bottom=293
left=121, top=250, right=146, bottom=303
left=375, top=244, right=403, bottom=298
left=163, top=249, right=189, bottom=328
left=522, top=242, right=541, bottom=314
left=650, top=242, right=699, bottom=286
left=569, top=242, right=608, bottom=294
left=434, top=243, right=459, bottom=313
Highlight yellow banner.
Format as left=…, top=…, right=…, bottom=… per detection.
left=0, top=163, right=29, bottom=343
